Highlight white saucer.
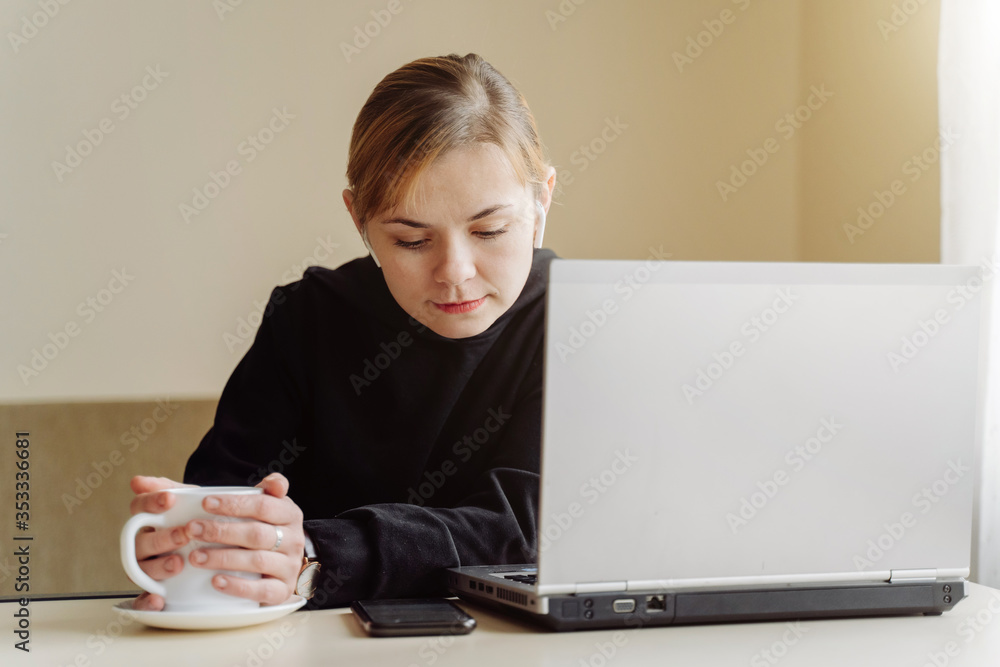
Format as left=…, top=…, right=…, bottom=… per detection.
left=114, top=595, right=307, bottom=630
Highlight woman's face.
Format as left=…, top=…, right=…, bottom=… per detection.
left=345, top=143, right=554, bottom=339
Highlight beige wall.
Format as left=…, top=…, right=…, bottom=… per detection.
left=0, top=0, right=830, bottom=404
left=798, top=0, right=941, bottom=262
left=1, top=2, right=941, bottom=404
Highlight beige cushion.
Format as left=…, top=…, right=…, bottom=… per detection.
left=0, top=399, right=216, bottom=597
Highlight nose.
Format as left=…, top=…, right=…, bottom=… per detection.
left=432, top=236, right=477, bottom=288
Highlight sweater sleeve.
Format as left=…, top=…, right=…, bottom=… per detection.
left=303, top=346, right=542, bottom=609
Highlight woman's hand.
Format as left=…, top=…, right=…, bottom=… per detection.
left=128, top=475, right=198, bottom=611
left=182, top=473, right=306, bottom=607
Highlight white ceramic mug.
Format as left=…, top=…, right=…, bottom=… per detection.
left=120, top=486, right=264, bottom=612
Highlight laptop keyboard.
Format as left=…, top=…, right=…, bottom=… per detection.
left=503, top=573, right=537, bottom=585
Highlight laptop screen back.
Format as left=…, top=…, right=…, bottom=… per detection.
left=538, top=260, right=982, bottom=592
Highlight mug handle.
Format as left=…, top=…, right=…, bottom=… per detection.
left=120, top=512, right=168, bottom=597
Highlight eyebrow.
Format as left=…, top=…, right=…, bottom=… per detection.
left=380, top=204, right=512, bottom=229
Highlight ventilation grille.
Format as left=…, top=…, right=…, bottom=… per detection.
left=496, top=587, right=528, bottom=606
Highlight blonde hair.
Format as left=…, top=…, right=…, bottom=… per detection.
left=346, top=53, right=550, bottom=225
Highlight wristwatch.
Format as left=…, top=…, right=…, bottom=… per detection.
left=296, top=557, right=322, bottom=599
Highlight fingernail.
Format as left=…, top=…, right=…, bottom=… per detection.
left=189, top=522, right=203, bottom=537
left=163, top=557, right=177, bottom=573
left=215, top=576, right=228, bottom=589
left=158, top=493, right=169, bottom=508
left=205, top=497, right=220, bottom=510
left=191, top=550, right=207, bottom=565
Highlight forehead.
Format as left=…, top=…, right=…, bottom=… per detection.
left=394, top=143, right=527, bottom=216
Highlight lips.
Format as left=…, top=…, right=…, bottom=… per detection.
left=434, top=297, right=486, bottom=314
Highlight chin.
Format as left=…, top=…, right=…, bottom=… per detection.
left=428, top=321, right=489, bottom=340
left=424, top=311, right=498, bottom=340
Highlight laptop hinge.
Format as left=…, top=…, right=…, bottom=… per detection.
left=575, top=581, right=627, bottom=594
left=889, top=568, right=937, bottom=583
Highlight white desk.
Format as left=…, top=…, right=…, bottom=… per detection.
left=9, top=583, right=1000, bottom=666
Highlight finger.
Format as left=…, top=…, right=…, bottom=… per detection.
left=186, top=519, right=300, bottom=555
left=130, top=476, right=193, bottom=495
left=189, top=547, right=296, bottom=582
left=202, top=493, right=303, bottom=527
left=256, top=473, right=289, bottom=499
left=135, top=526, right=190, bottom=561
left=129, top=489, right=177, bottom=516
left=137, top=553, right=184, bottom=581
left=133, top=592, right=166, bottom=612
left=212, top=572, right=294, bottom=607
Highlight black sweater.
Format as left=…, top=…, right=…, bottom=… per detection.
left=184, top=249, right=555, bottom=608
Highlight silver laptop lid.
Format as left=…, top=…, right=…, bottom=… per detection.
left=538, top=260, right=982, bottom=595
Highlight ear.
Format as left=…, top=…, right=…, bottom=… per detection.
left=541, top=166, right=557, bottom=214
left=533, top=167, right=557, bottom=248
left=534, top=202, right=547, bottom=249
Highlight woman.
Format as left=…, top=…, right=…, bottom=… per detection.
left=129, top=53, right=557, bottom=610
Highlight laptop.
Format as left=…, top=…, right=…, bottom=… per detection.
left=448, top=259, right=983, bottom=630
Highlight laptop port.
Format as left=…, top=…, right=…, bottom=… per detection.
left=612, top=599, right=636, bottom=614
left=645, top=595, right=666, bottom=612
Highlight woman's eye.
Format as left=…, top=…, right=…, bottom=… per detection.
left=393, top=227, right=507, bottom=250
left=476, top=227, right=508, bottom=241
left=393, top=239, right=427, bottom=249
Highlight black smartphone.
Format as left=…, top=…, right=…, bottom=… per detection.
left=350, top=598, right=476, bottom=637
